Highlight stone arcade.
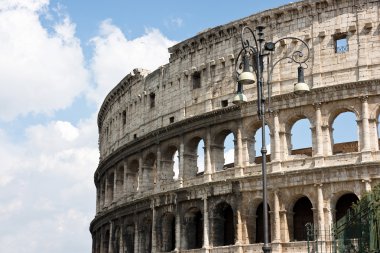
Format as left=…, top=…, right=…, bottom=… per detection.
left=90, top=0, right=380, bottom=252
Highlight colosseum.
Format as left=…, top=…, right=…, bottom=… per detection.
left=90, top=0, right=380, bottom=252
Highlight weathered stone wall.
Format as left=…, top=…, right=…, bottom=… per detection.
left=91, top=1, right=380, bottom=253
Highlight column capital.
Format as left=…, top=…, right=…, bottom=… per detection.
left=360, top=95, right=368, bottom=102
left=313, top=102, right=322, bottom=109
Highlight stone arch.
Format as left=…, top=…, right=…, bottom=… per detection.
left=285, top=115, right=313, bottom=157
left=161, top=145, right=178, bottom=183
left=139, top=217, right=152, bottom=253
left=251, top=122, right=272, bottom=164
left=328, top=107, right=360, bottom=154
left=159, top=212, right=176, bottom=252
left=142, top=152, right=157, bottom=191
left=211, top=201, right=235, bottom=246
left=213, top=128, right=236, bottom=171
left=183, top=207, right=203, bottom=250
left=106, top=172, right=114, bottom=205
left=184, top=135, right=205, bottom=178
left=104, top=229, right=110, bottom=253
left=334, top=192, right=359, bottom=223
left=291, top=196, right=313, bottom=241
left=245, top=196, right=263, bottom=244
left=126, top=159, right=139, bottom=194
left=124, top=223, right=135, bottom=253
left=255, top=202, right=272, bottom=243
left=115, top=163, right=124, bottom=199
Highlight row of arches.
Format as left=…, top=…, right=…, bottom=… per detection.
left=97, top=107, right=380, bottom=211
left=93, top=192, right=359, bottom=253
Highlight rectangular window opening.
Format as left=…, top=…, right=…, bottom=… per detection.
left=169, top=116, right=175, bottom=124
left=334, top=34, right=348, bottom=53
left=192, top=71, right=201, bottom=89
left=122, top=110, right=127, bottom=125
left=150, top=93, right=155, bottom=108
left=221, top=100, right=228, bottom=108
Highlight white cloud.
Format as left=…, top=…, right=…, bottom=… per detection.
left=0, top=0, right=89, bottom=121
left=88, top=19, right=177, bottom=105
left=0, top=116, right=98, bottom=253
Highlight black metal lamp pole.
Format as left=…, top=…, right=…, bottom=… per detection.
left=233, top=26, right=310, bottom=253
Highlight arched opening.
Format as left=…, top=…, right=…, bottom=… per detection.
left=104, top=230, right=110, bottom=253
left=253, top=125, right=271, bottom=164
left=184, top=137, right=205, bottom=178
left=223, top=133, right=235, bottom=169
left=161, top=213, right=176, bottom=252
left=106, top=172, right=114, bottom=205
left=124, top=224, right=135, bottom=253
left=212, top=202, right=235, bottom=246
left=173, top=151, right=179, bottom=180
left=126, top=160, right=139, bottom=194
left=293, top=197, right=313, bottom=241
left=115, top=165, right=124, bottom=198
left=291, top=118, right=312, bottom=156
left=139, top=218, right=152, bottom=253
left=143, top=153, right=157, bottom=191
left=255, top=202, right=271, bottom=243
left=332, top=112, right=358, bottom=154
left=197, top=140, right=205, bottom=174
left=101, top=180, right=106, bottom=207
left=183, top=207, right=203, bottom=250
left=335, top=193, right=359, bottom=222
left=213, top=130, right=235, bottom=171
left=161, top=146, right=178, bottom=183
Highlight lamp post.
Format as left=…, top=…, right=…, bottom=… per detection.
left=233, top=26, right=310, bottom=253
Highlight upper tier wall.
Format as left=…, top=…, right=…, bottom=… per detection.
left=97, top=0, right=380, bottom=160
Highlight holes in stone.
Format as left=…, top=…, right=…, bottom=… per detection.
left=169, top=116, right=174, bottom=124
left=221, top=100, right=228, bottom=108
left=212, top=202, right=235, bottom=246
left=256, top=202, right=271, bottom=243
left=335, top=193, right=359, bottom=222
left=291, top=118, right=312, bottom=156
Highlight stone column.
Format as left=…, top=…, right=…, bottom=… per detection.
left=204, top=127, right=212, bottom=181
left=178, top=136, right=185, bottom=187
left=96, top=187, right=100, bottom=213
left=316, top=184, right=325, bottom=240
left=314, top=103, right=324, bottom=166
left=361, top=96, right=372, bottom=161
left=280, top=210, right=289, bottom=242
left=123, top=161, right=128, bottom=195
left=155, top=146, right=162, bottom=190
left=175, top=196, right=181, bottom=250
left=203, top=196, right=210, bottom=249
left=362, top=179, right=372, bottom=192
left=273, top=190, right=281, bottom=243
left=134, top=222, right=139, bottom=253
left=361, top=96, right=370, bottom=151
left=138, top=155, right=143, bottom=192
left=119, top=225, right=124, bottom=253
left=151, top=200, right=157, bottom=253
left=104, top=177, right=109, bottom=206
left=109, top=222, right=114, bottom=253
left=272, top=111, right=282, bottom=171
left=314, top=103, right=323, bottom=155
left=113, top=168, right=118, bottom=200
left=235, top=122, right=244, bottom=177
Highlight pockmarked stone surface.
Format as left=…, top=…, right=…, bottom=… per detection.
left=90, top=0, right=380, bottom=252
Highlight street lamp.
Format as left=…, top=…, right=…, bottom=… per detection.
left=233, top=26, right=310, bottom=253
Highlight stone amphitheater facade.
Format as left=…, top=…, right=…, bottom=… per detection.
left=90, top=0, right=380, bottom=252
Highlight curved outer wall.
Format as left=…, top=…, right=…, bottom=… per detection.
left=91, top=1, right=380, bottom=253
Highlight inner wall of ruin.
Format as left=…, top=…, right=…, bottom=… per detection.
left=91, top=1, right=380, bottom=253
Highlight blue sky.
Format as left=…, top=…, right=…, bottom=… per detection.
left=0, top=0, right=364, bottom=252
